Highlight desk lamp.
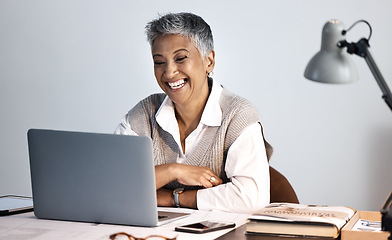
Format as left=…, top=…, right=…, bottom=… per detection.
left=304, top=19, right=392, bottom=112
left=304, top=20, right=392, bottom=238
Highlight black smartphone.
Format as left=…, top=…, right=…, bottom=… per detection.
left=175, top=221, right=236, bottom=234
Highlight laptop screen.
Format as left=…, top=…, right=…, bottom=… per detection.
left=28, top=129, right=161, bottom=226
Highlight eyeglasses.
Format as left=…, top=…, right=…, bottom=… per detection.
left=109, top=232, right=177, bottom=240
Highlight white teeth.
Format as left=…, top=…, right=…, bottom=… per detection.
left=168, top=79, right=186, bottom=89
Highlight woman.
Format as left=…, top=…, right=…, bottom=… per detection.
left=115, top=12, right=271, bottom=213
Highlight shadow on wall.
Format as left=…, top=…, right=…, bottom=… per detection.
left=365, top=125, right=392, bottom=211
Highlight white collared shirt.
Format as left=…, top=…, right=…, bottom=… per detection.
left=115, top=79, right=270, bottom=213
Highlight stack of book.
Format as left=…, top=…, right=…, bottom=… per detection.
left=246, top=203, right=356, bottom=238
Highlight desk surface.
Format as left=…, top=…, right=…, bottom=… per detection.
left=0, top=209, right=247, bottom=240
left=0, top=210, right=341, bottom=240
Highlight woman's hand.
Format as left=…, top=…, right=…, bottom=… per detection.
left=155, top=163, right=223, bottom=190
left=174, top=164, right=223, bottom=187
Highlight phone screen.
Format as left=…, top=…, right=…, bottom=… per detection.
left=175, top=221, right=235, bottom=233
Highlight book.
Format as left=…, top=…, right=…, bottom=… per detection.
left=246, top=203, right=356, bottom=238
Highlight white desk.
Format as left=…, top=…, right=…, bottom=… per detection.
left=0, top=207, right=250, bottom=240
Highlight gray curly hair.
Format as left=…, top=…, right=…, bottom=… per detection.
left=145, top=12, right=214, bottom=58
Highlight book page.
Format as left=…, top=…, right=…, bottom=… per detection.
left=250, top=203, right=355, bottom=228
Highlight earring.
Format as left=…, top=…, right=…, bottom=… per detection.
left=208, top=71, right=214, bottom=78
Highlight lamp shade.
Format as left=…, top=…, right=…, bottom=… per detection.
left=304, top=20, right=358, bottom=84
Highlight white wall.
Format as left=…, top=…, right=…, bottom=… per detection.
left=1, top=0, right=391, bottom=211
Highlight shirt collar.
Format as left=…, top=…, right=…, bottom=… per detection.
left=201, top=78, right=223, bottom=126
left=156, top=78, right=223, bottom=132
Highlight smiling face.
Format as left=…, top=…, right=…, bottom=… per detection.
left=151, top=34, right=215, bottom=108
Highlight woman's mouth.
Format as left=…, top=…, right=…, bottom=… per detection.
left=167, top=79, right=187, bottom=90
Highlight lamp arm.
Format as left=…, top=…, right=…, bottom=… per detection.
left=339, top=39, right=392, bottom=111
left=362, top=43, right=392, bottom=111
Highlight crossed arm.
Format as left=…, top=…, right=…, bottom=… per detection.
left=115, top=117, right=269, bottom=213
left=154, top=163, right=223, bottom=208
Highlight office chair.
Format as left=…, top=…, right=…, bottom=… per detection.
left=263, top=130, right=299, bottom=203
left=269, top=166, right=299, bottom=204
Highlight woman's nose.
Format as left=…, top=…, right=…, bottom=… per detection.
left=164, top=62, right=179, bottom=79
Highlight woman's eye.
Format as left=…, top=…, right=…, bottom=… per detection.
left=154, top=61, right=165, bottom=65
left=176, top=56, right=187, bottom=62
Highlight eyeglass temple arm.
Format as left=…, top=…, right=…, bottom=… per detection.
left=338, top=38, right=392, bottom=112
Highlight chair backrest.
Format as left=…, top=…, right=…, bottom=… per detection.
left=269, top=166, right=299, bottom=203
left=262, top=129, right=298, bottom=203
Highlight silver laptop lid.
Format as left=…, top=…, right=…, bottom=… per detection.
left=27, top=129, right=159, bottom=227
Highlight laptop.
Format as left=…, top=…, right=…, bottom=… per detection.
left=27, top=129, right=189, bottom=227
